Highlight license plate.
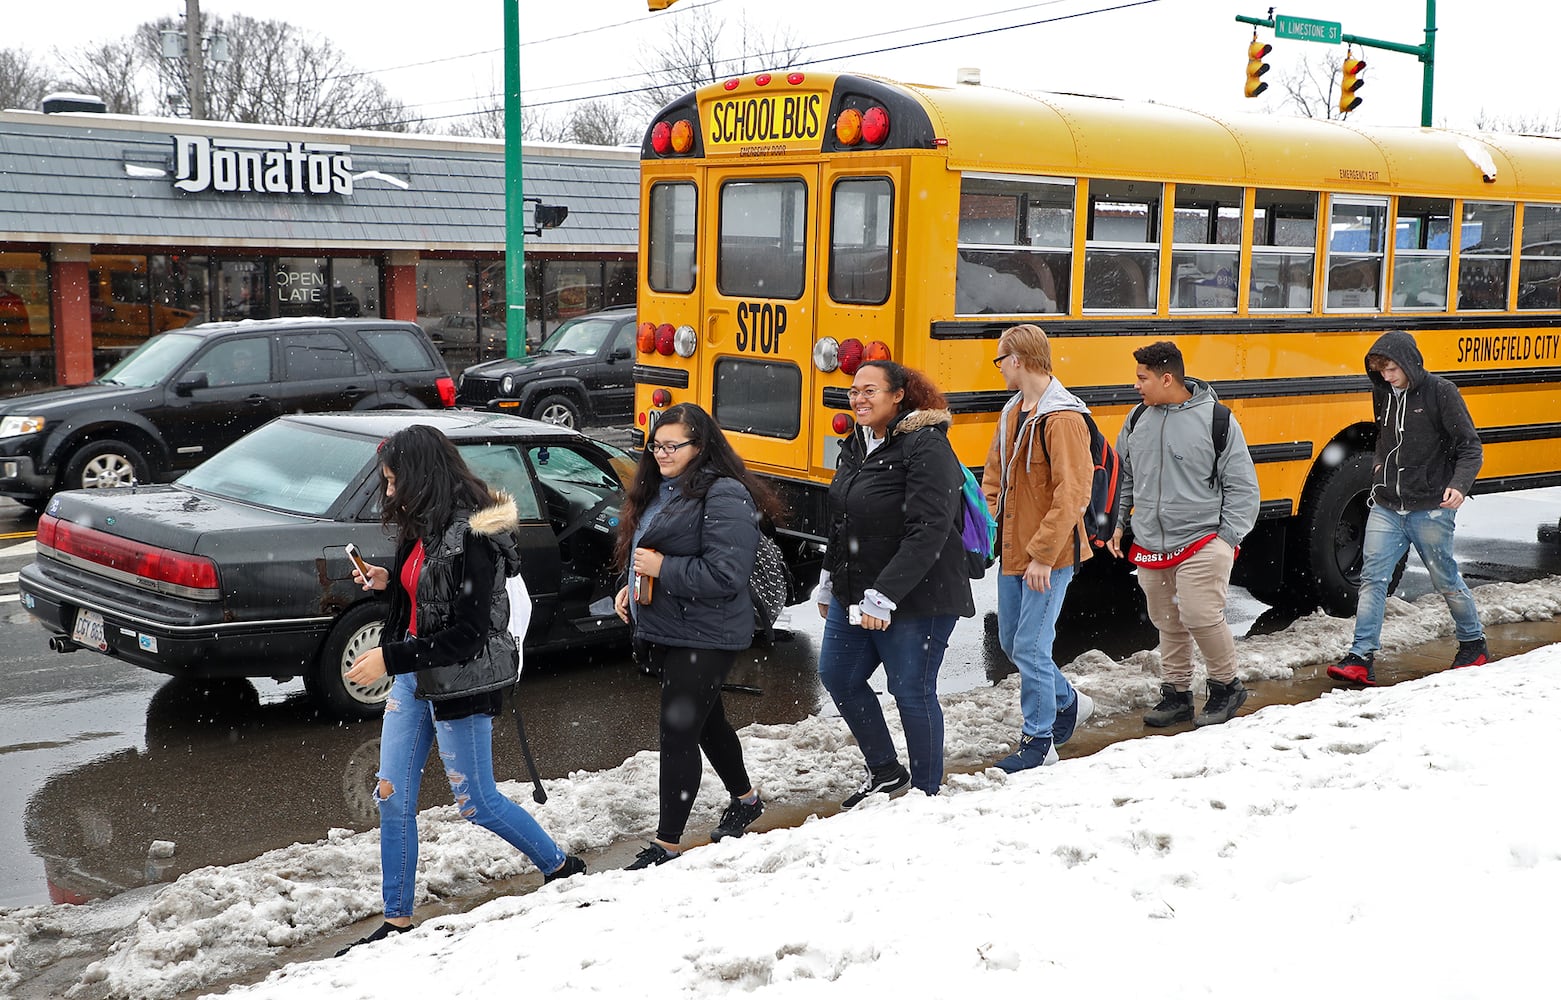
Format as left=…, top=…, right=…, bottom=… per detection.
left=71, top=609, right=108, bottom=652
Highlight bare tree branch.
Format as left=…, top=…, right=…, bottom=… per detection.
left=633, top=7, right=807, bottom=118
left=1275, top=52, right=1345, bottom=120
left=0, top=47, right=53, bottom=111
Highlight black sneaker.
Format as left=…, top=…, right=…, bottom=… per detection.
left=1143, top=683, right=1194, bottom=727
left=710, top=795, right=764, bottom=842
left=625, top=843, right=680, bottom=871
left=544, top=855, right=586, bottom=883
left=1451, top=638, right=1489, bottom=668
left=334, top=920, right=412, bottom=958
left=841, top=761, right=911, bottom=809
left=1194, top=677, right=1249, bottom=728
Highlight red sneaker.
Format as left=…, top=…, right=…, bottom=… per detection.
left=1451, top=639, right=1489, bottom=668
left=1327, top=653, right=1376, bottom=686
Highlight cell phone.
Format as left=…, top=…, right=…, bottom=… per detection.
left=345, top=543, right=370, bottom=579
left=633, top=571, right=654, bottom=605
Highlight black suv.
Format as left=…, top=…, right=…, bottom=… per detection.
left=0, top=318, right=453, bottom=509
left=455, top=306, right=635, bottom=429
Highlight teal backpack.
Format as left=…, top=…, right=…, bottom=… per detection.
left=956, top=465, right=997, bottom=578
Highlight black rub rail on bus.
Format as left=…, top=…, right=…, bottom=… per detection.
left=929, top=312, right=1561, bottom=340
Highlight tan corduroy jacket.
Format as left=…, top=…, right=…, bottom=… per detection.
left=981, top=395, right=1094, bottom=573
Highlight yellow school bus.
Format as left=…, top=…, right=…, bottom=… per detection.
left=631, top=71, right=1561, bottom=613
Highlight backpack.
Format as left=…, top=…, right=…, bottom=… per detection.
left=1125, top=401, right=1232, bottom=486
left=956, top=464, right=998, bottom=579
left=1038, top=410, right=1124, bottom=562
left=749, top=530, right=790, bottom=629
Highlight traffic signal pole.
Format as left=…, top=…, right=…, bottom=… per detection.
left=1236, top=1, right=1437, bottom=126
left=504, top=0, right=528, bottom=357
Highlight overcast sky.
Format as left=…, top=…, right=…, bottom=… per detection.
left=12, top=1, right=1560, bottom=134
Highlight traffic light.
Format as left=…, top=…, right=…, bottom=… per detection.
left=1245, top=35, right=1272, bottom=98
left=1339, top=53, right=1366, bottom=114
left=648, top=0, right=680, bottom=9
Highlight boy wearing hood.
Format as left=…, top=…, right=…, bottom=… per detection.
left=982, top=324, right=1097, bottom=772
left=1107, top=341, right=1260, bottom=728
left=1328, top=331, right=1487, bottom=684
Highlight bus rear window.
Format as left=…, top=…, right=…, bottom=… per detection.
left=648, top=182, right=697, bottom=294
left=719, top=180, right=807, bottom=299
left=712, top=358, right=801, bottom=439
left=829, top=177, right=893, bottom=305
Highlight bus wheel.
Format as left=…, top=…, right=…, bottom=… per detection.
left=1297, top=451, right=1375, bottom=616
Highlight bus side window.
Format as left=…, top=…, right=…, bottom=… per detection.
left=1251, top=189, right=1319, bottom=311
left=955, top=174, right=1073, bottom=315
left=1083, top=179, right=1161, bottom=311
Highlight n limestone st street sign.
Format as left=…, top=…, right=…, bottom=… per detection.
left=1275, top=14, right=1342, bottom=45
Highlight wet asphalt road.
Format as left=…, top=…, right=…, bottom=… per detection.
left=2, top=474, right=1558, bottom=911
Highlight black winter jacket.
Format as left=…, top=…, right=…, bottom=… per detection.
left=1366, top=331, right=1483, bottom=511
left=631, top=476, right=760, bottom=651
left=380, top=494, right=524, bottom=704
left=823, top=408, right=976, bottom=619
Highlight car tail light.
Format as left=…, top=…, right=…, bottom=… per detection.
left=838, top=338, right=865, bottom=375
left=37, top=514, right=221, bottom=600
left=831, top=413, right=854, bottom=434
left=655, top=323, right=676, bottom=356
left=637, top=321, right=657, bottom=354
left=864, top=340, right=892, bottom=362
left=436, top=376, right=457, bottom=408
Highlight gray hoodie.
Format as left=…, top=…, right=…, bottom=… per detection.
left=1114, top=377, right=1260, bottom=552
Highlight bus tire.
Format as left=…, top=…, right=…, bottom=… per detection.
left=1296, top=451, right=1375, bottom=616
left=307, top=603, right=390, bottom=720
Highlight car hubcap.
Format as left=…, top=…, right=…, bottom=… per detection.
left=340, top=621, right=390, bottom=705
left=82, top=454, right=136, bottom=489
left=538, top=403, right=576, bottom=427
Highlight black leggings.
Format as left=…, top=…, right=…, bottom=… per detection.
left=647, top=643, right=751, bottom=844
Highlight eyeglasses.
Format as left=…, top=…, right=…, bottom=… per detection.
left=647, top=440, right=694, bottom=456
left=846, top=387, right=885, bottom=401
left=992, top=354, right=1012, bottom=369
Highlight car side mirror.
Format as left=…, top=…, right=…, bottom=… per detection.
left=175, top=371, right=210, bottom=396
left=610, top=345, right=632, bottom=361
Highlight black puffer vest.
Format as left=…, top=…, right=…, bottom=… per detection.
left=401, top=495, right=524, bottom=700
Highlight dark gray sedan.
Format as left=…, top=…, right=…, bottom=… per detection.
left=18, top=410, right=632, bottom=718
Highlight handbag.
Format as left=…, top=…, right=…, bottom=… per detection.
left=749, top=530, right=789, bottom=629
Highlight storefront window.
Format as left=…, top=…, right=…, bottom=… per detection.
left=149, top=254, right=209, bottom=330
left=331, top=257, right=380, bottom=318
left=416, top=260, right=479, bottom=371
left=216, top=259, right=268, bottom=322
left=604, top=259, right=635, bottom=309
left=0, top=252, right=52, bottom=396
left=275, top=256, right=330, bottom=318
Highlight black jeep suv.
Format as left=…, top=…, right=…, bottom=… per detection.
left=455, top=307, right=636, bottom=429
left=0, top=318, right=454, bottom=509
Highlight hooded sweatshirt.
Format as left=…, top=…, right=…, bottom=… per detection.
left=1365, top=330, right=1483, bottom=511
left=981, top=377, right=1094, bottom=572
left=1115, top=377, right=1260, bottom=553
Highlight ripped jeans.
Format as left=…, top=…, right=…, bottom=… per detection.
left=376, top=671, right=565, bottom=919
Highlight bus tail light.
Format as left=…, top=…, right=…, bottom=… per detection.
left=838, top=338, right=865, bottom=375
left=650, top=121, right=671, bottom=155
left=673, top=325, right=697, bottom=357
left=651, top=388, right=672, bottom=407
left=637, top=321, right=657, bottom=353
left=831, top=413, right=854, bottom=435
left=655, top=323, right=677, bottom=355
left=864, top=340, right=891, bottom=362
left=670, top=119, right=695, bottom=154
left=812, top=337, right=840, bottom=372
left=861, top=106, right=890, bottom=144
left=835, top=108, right=863, bottom=146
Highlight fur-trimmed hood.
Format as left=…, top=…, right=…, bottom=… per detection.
left=887, top=407, right=953, bottom=437
left=467, top=491, right=519, bottom=537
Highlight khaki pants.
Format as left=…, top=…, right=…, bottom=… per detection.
left=1136, top=538, right=1237, bottom=689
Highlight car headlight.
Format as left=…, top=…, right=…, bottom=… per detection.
left=500, top=374, right=516, bottom=395
left=0, top=416, right=45, bottom=438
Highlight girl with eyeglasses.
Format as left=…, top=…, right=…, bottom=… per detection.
left=813, top=360, right=976, bottom=807
left=612, top=403, right=787, bottom=869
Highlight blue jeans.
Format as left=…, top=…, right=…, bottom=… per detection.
left=996, top=564, right=1077, bottom=739
left=376, top=672, right=565, bottom=919
left=1351, top=504, right=1484, bottom=658
left=817, top=601, right=956, bottom=795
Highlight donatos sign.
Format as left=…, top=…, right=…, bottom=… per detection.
left=707, top=93, right=824, bottom=154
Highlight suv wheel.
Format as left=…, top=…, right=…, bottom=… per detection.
left=531, top=393, right=582, bottom=429
left=64, top=439, right=151, bottom=491
left=308, top=603, right=390, bottom=719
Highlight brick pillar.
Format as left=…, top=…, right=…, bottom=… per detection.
left=383, top=251, right=419, bottom=323
left=49, top=245, right=93, bottom=386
